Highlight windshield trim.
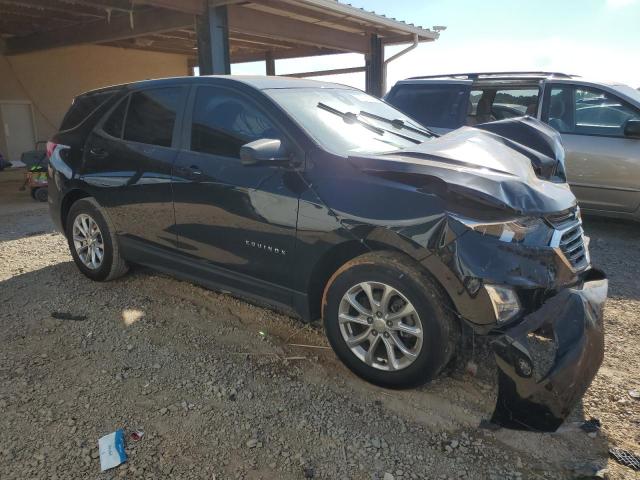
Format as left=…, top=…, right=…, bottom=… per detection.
left=611, top=84, right=640, bottom=106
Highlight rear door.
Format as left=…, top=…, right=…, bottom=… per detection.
left=171, top=84, right=302, bottom=301
left=385, top=79, right=472, bottom=134
left=82, top=85, right=188, bottom=250
left=542, top=83, right=640, bottom=213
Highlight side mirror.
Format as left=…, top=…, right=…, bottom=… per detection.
left=240, top=138, right=291, bottom=166
left=623, top=118, right=640, bottom=139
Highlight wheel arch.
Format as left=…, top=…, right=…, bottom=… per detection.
left=304, top=227, right=458, bottom=323
left=60, top=189, right=92, bottom=234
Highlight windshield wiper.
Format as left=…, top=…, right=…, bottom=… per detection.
left=358, top=110, right=437, bottom=138
left=317, top=103, right=422, bottom=144
left=317, top=102, right=384, bottom=135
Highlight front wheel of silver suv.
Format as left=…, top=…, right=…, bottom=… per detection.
left=322, top=252, right=458, bottom=388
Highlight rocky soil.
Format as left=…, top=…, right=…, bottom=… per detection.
left=0, top=169, right=638, bottom=479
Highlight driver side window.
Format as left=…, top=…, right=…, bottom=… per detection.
left=190, top=86, right=282, bottom=158
left=545, top=85, right=640, bottom=137
left=574, top=87, right=640, bottom=137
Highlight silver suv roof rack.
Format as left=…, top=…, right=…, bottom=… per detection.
left=407, top=72, right=576, bottom=80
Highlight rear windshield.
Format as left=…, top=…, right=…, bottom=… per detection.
left=386, top=83, right=468, bottom=129
left=60, top=91, right=114, bottom=131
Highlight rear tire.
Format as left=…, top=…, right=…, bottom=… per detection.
left=65, top=198, right=128, bottom=282
left=322, top=251, right=458, bottom=388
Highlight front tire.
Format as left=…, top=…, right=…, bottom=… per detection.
left=65, top=198, right=128, bottom=282
left=322, top=252, right=458, bottom=388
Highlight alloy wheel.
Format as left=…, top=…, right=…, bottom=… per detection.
left=72, top=213, right=104, bottom=270
left=338, top=281, right=423, bottom=371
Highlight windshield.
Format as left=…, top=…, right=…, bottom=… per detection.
left=265, top=87, right=430, bottom=155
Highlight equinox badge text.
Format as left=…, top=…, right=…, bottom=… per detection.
left=245, top=240, right=287, bottom=256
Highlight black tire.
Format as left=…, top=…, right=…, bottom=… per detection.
left=34, top=187, right=48, bottom=202
left=322, top=251, right=458, bottom=389
left=65, top=198, right=129, bottom=282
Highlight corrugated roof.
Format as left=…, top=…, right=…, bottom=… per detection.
left=338, top=1, right=434, bottom=32
left=294, top=0, right=439, bottom=40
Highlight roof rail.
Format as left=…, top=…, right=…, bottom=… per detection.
left=407, top=71, right=576, bottom=80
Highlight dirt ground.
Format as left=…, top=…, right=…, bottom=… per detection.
left=0, top=167, right=638, bottom=480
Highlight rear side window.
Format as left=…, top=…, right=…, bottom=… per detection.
left=123, top=88, right=182, bottom=147
left=386, top=84, right=469, bottom=129
left=190, top=86, right=282, bottom=158
left=467, top=88, right=539, bottom=124
left=102, top=97, right=128, bottom=138
left=60, top=91, right=114, bottom=131
left=493, top=89, right=538, bottom=116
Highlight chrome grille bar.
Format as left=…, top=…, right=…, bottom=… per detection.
left=546, top=207, right=590, bottom=272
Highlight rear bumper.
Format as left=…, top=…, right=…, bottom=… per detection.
left=491, top=269, right=607, bottom=431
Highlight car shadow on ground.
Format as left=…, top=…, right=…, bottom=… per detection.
left=0, top=222, right=57, bottom=243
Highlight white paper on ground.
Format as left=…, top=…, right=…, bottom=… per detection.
left=98, top=429, right=127, bottom=472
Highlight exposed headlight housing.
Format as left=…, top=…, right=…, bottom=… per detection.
left=452, top=215, right=552, bottom=244
left=484, top=285, right=521, bottom=323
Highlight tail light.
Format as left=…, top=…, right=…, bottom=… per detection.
left=46, top=141, right=58, bottom=159
left=45, top=141, right=72, bottom=179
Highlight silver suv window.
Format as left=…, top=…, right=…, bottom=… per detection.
left=546, top=85, right=640, bottom=137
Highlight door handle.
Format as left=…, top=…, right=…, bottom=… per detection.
left=175, top=165, right=203, bottom=178
left=188, top=165, right=202, bottom=176
left=89, top=147, right=108, bottom=159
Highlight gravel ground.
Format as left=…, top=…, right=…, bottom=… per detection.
left=1, top=168, right=639, bottom=480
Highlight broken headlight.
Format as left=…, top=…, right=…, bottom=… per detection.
left=452, top=215, right=552, bottom=244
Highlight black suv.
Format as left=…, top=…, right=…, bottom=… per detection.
left=49, top=76, right=607, bottom=431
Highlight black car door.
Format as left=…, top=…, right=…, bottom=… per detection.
left=171, top=84, right=302, bottom=303
left=82, top=86, right=188, bottom=250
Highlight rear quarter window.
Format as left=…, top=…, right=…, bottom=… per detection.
left=60, top=91, right=114, bottom=131
left=102, top=96, right=129, bottom=139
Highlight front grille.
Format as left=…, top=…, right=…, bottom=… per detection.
left=546, top=207, right=590, bottom=271
left=558, top=223, right=588, bottom=269
left=546, top=209, right=575, bottom=227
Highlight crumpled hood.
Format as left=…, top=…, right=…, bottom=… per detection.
left=348, top=120, right=577, bottom=216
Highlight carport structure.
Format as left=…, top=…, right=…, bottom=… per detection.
left=0, top=0, right=440, bottom=97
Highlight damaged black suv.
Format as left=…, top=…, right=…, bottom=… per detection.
left=48, top=76, right=607, bottom=431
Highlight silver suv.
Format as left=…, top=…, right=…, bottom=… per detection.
left=386, top=72, right=640, bottom=222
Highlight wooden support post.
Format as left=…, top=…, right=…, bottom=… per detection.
left=365, top=34, right=384, bottom=97
left=187, top=58, right=197, bottom=76
left=265, top=51, right=276, bottom=76
left=196, top=2, right=230, bottom=75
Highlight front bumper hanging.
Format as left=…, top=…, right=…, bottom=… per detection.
left=491, top=269, right=608, bottom=431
